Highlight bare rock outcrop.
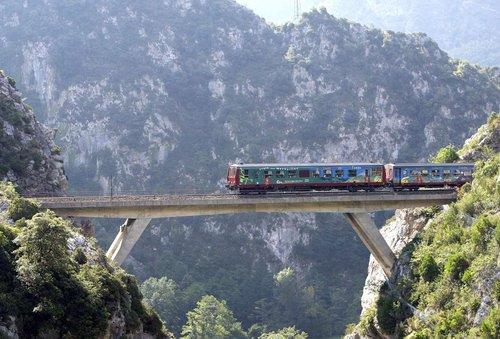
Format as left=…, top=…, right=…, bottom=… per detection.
left=0, top=70, right=67, bottom=196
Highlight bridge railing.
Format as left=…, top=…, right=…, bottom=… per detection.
left=28, top=187, right=226, bottom=199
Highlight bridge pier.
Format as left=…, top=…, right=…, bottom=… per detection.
left=106, top=218, right=151, bottom=265
left=344, top=213, right=396, bottom=277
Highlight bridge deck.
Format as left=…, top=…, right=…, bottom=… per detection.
left=36, top=189, right=457, bottom=218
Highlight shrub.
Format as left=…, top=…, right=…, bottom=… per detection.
left=437, top=308, right=466, bottom=335
left=430, top=145, right=459, bottom=163
left=7, top=197, right=40, bottom=221
left=7, top=76, right=16, bottom=87
left=417, top=252, right=440, bottom=282
left=72, top=247, right=87, bottom=265
left=461, top=268, right=474, bottom=285
left=260, top=326, right=308, bottom=338
left=493, top=280, right=500, bottom=302
left=376, top=295, right=402, bottom=334
left=471, top=216, right=494, bottom=251
left=51, top=145, right=62, bottom=155
left=444, top=252, right=469, bottom=281
left=357, top=306, right=376, bottom=335
left=480, top=307, right=499, bottom=338
left=14, top=218, right=28, bottom=229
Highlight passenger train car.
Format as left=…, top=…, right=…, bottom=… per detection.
left=385, top=163, right=474, bottom=190
left=226, top=163, right=474, bottom=194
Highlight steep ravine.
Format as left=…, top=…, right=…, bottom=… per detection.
left=1, top=0, right=499, bottom=335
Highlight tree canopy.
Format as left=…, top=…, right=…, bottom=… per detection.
left=181, top=295, right=247, bottom=338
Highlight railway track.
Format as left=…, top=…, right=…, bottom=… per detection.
left=34, top=188, right=457, bottom=203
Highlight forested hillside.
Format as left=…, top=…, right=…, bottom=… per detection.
left=348, top=114, right=499, bottom=338
left=325, top=0, right=500, bottom=66
left=1, top=0, right=499, bottom=336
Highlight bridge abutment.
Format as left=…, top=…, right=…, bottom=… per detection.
left=344, top=213, right=396, bottom=277
left=106, top=218, right=151, bottom=265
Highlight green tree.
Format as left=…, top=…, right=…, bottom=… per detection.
left=272, top=268, right=305, bottom=327
left=15, top=211, right=72, bottom=291
left=259, top=326, right=308, bottom=339
left=430, top=145, right=459, bottom=163
left=181, top=295, right=247, bottom=338
left=416, top=251, right=440, bottom=282
left=7, top=196, right=40, bottom=222
left=141, top=277, right=182, bottom=333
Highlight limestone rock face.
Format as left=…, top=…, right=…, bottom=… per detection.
left=0, top=70, right=67, bottom=196
left=359, top=209, right=432, bottom=316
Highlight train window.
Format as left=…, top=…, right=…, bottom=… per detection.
left=348, top=169, right=357, bottom=177
left=453, top=169, right=460, bottom=176
left=264, top=170, right=273, bottom=178
left=443, top=169, right=451, bottom=177
left=288, top=170, right=297, bottom=177
left=411, top=170, right=420, bottom=176
left=276, top=170, right=285, bottom=178
left=421, top=169, right=429, bottom=176
left=463, top=170, right=472, bottom=176
left=229, top=167, right=236, bottom=176
left=335, top=169, right=343, bottom=178
left=324, top=169, right=332, bottom=178
left=242, top=169, right=249, bottom=178
left=372, top=168, right=382, bottom=176
left=253, top=170, right=259, bottom=179
left=299, top=170, right=310, bottom=178
left=313, top=169, right=320, bottom=178
left=431, top=169, right=440, bottom=177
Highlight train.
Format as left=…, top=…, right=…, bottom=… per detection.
left=226, top=162, right=474, bottom=194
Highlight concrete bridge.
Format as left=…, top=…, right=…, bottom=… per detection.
left=37, top=190, right=457, bottom=277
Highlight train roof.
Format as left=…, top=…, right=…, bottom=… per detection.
left=387, top=163, right=475, bottom=167
left=230, top=163, right=384, bottom=168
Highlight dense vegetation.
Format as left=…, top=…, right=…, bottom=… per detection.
left=350, top=114, right=499, bottom=337
left=141, top=266, right=327, bottom=337
left=0, top=182, right=169, bottom=338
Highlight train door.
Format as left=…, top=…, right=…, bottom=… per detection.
left=394, top=168, right=401, bottom=185
left=364, top=168, right=370, bottom=183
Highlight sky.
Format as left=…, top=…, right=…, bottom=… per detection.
left=234, top=0, right=332, bottom=24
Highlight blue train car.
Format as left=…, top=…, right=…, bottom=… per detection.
left=384, top=163, right=474, bottom=190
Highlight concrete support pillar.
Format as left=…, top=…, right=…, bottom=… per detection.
left=344, top=213, right=396, bottom=277
left=106, top=218, right=151, bottom=266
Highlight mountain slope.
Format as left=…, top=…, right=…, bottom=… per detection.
left=0, top=0, right=499, bottom=336
left=347, top=114, right=499, bottom=338
left=325, top=0, right=500, bottom=66
left=0, top=70, right=67, bottom=196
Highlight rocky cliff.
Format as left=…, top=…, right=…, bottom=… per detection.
left=1, top=0, right=499, bottom=336
left=347, top=114, right=499, bottom=338
left=0, top=70, right=67, bottom=196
